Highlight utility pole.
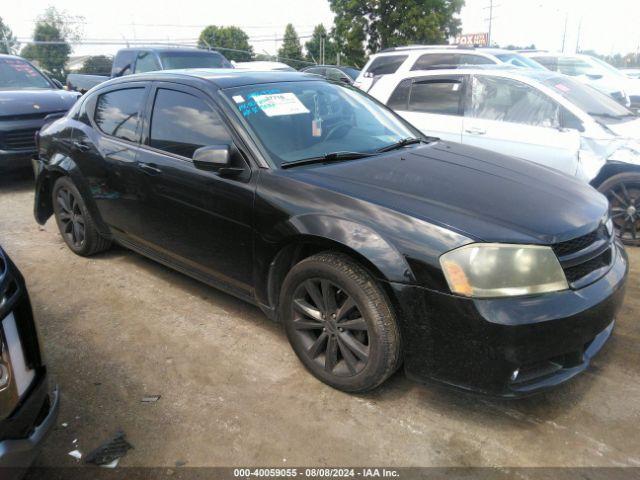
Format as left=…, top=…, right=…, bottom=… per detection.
left=561, top=12, right=568, bottom=52
left=575, top=17, right=582, bottom=53
left=483, top=0, right=499, bottom=46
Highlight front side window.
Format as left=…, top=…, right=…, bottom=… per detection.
left=411, top=54, right=458, bottom=70
left=0, top=58, right=52, bottom=90
left=468, top=75, right=560, bottom=128
left=557, top=57, right=596, bottom=77
left=94, top=88, right=145, bottom=142
left=408, top=79, right=463, bottom=115
left=224, top=81, right=417, bottom=167
left=134, top=51, right=161, bottom=73
left=149, top=88, right=231, bottom=158
left=531, top=56, right=558, bottom=71
left=366, top=55, right=409, bottom=76
left=112, top=50, right=135, bottom=77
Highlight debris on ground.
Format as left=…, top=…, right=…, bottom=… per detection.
left=61, top=422, right=68, bottom=428
left=175, top=460, right=187, bottom=467
left=141, top=395, right=161, bottom=403
left=68, top=450, right=82, bottom=460
left=84, top=430, right=133, bottom=466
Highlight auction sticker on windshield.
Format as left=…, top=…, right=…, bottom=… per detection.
left=252, top=93, right=310, bottom=117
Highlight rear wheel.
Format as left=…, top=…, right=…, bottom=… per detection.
left=598, top=172, right=640, bottom=246
left=52, top=177, right=111, bottom=256
left=280, top=252, right=401, bottom=393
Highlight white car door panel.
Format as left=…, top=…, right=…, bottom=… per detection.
left=400, top=111, right=463, bottom=143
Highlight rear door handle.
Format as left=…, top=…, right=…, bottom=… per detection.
left=465, top=127, right=487, bottom=135
left=138, top=162, right=162, bottom=175
left=72, top=140, right=91, bottom=152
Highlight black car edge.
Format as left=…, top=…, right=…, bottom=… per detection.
left=32, top=69, right=628, bottom=397
left=0, top=54, right=80, bottom=172
left=0, top=246, right=59, bottom=478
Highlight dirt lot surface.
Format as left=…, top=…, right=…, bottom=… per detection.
left=1, top=171, right=639, bottom=471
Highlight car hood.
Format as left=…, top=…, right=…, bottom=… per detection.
left=290, top=141, right=609, bottom=244
left=0, top=89, right=80, bottom=117
left=604, top=117, right=640, bottom=138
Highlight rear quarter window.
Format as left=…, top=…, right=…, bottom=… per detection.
left=366, top=55, right=409, bottom=76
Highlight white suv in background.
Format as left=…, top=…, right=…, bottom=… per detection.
left=521, top=52, right=640, bottom=112
left=353, top=46, right=545, bottom=92
left=369, top=67, right=640, bottom=244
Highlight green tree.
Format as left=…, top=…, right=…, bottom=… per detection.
left=278, top=24, right=304, bottom=68
left=79, top=55, right=113, bottom=74
left=21, top=7, right=83, bottom=81
left=198, top=26, right=253, bottom=62
left=0, top=16, right=17, bottom=54
left=329, top=0, right=465, bottom=65
left=305, top=24, right=337, bottom=64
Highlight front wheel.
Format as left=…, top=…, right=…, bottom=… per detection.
left=280, top=252, right=401, bottom=393
left=598, top=172, right=640, bottom=246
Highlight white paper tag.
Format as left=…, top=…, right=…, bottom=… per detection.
left=252, top=93, right=310, bottom=117
left=232, top=95, right=245, bottom=104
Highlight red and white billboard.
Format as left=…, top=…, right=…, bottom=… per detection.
left=455, top=33, right=489, bottom=47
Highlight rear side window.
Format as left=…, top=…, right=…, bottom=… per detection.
left=94, top=88, right=145, bottom=142
left=412, top=54, right=458, bottom=70
left=149, top=88, right=231, bottom=158
left=111, top=50, right=136, bottom=77
left=532, top=56, right=558, bottom=71
left=388, top=79, right=411, bottom=110
left=408, top=79, right=464, bottom=115
left=366, top=55, right=408, bottom=76
left=468, top=75, right=560, bottom=128
left=458, top=54, right=495, bottom=66
left=134, top=51, right=161, bottom=74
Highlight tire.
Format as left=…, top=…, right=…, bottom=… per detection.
left=280, top=252, right=401, bottom=393
left=52, top=176, right=111, bottom=256
left=597, top=172, right=640, bottom=246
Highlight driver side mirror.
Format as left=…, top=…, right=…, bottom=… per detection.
left=192, top=145, right=246, bottom=178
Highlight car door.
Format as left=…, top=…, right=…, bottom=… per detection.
left=461, top=74, right=581, bottom=175
left=387, top=75, right=466, bottom=143
left=70, top=83, right=150, bottom=236
left=133, top=81, right=255, bottom=294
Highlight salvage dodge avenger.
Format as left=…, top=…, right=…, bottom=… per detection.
left=32, top=70, right=628, bottom=397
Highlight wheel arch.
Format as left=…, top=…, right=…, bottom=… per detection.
left=35, top=154, right=110, bottom=237
left=590, top=161, right=640, bottom=189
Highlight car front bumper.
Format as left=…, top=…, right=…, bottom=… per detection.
left=392, top=241, right=628, bottom=397
left=0, top=150, right=34, bottom=171
left=0, top=374, right=59, bottom=478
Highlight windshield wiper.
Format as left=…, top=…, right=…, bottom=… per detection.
left=377, top=137, right=427, bottom=153
left=280, top=151, right=375, bottom=169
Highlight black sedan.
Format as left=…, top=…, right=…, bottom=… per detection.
left=0, top=246, right=59, bottom=478
left=0, top=54, right=80, bottom=171
left=32, top=70, right=627, bottom=397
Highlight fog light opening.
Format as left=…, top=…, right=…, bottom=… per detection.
left=510, top=368, right=520, bottom=382
left=0, top=363, right=10, bottom=389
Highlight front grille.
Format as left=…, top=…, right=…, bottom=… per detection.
left=0, top=128, right=38, bottom=150
left=553, top=224, right=613, bottom=287
left=564, top=249, right=612, bottom=283
left=552, top=225, right=605, bottom=257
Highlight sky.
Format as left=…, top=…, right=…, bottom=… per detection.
left=3, top=0, right=640, bottom=58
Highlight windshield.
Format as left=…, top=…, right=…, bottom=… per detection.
left=159, top=52, right=232, bottom=69
left=224, top=81, right=418, bottom=167
left=0, top=58, right=52, bottom=90
left=542, top=76, right=632, bottom=117
left=588, top=56, right=628, bottom=79
left=341, top=67, right=361, bottom=80
left=496, top=53, right=545, bottom=70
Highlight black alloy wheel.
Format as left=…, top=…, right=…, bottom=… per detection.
left=598, top=172, right=640, bottom=246
left=52, top=176, right=112, bottom=256
left=281, top=252, right=401, bottom=392
left=55, top=185, right=85, bottom=249
left=291, top=278, right=370, bottom=377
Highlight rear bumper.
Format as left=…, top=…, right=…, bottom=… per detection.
left=393, top=241, right=628, bottom=397
left=0, top=376, right=59, bottom=478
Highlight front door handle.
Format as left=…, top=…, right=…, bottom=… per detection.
left=72, top=140, right=91, bottom=152
left=465, top=127, right=487, bottom=135
left=138, top=162, right=163, bottom=175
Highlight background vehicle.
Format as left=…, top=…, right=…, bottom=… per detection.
left=232, top=61, right=296, bottom=71
left=33, top=70, right=626, bottom=397
left=522, top=52, right=640, bottom=112
left=369, top=67, right=640, bottom=244
left=301, top=65, right=360, bottom=84
left=353, top=46, right=545, bottom=92
left=0, top=246, right=59, bottom=478
left=622, top=68, right=640, bottom=80
left=0, top=55, right=80, bottom=172
left=66, top=47, right=232, bottom=93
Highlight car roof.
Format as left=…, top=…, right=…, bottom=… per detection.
left=392, top=66, right=564, bottom=82
left=375, top=46, right=513, bottom=56
left=105, top=69, right=322, bottom=89
left=117, top=47, right=220, bottom=54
